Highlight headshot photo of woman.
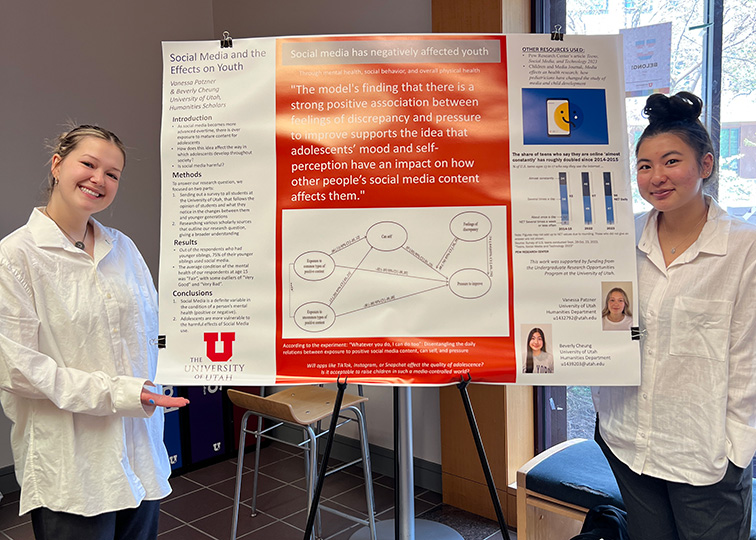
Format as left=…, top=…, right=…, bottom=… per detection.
left=601, top=287, right=633, bottom=331
left=523, top=327, right=554, bottom=374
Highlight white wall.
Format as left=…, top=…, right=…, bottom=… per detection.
left=0, top=0, right=439, bottom=471
left=0, top=0, right=217, bottom=274
left=212, top=0, right=431, bottom=38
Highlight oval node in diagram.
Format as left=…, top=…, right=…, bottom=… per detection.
left=449, top=211, right=492, bottom=242
left=293, top=251, right=335, bottom=281
left=366, top=221, right=408, bottom=251
left=294, top=302, right=336, bottom=332
left=449, top=268, right=492, bottom=299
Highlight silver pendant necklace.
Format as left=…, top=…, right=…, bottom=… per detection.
left=43, top=207, right=88, bottom=250
left=661, top=210, right=707, bottom=255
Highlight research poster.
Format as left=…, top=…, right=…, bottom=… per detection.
left=157, top=33, right=640, bottom=386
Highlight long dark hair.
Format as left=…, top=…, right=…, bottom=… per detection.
left=524, top=327, right=546, bottom=374
left=636, top=91, right=716, bottom=184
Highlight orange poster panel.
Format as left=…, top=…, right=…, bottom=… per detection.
left=273, top=36, right=514, bottom=384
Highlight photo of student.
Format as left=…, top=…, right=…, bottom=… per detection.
left=601, top=287, right=633, bottom=331
left=522, top=327, right=554, bottom=373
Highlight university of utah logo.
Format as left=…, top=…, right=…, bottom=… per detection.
left=203, top=332, right=236, bottom=362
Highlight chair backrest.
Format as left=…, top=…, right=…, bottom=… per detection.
left=227, top=388, right=303, bottom=424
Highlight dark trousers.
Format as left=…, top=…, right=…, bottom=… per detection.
left=596, top=425, right=752, bottom=540
left=30, top=500, right=160, bottom=540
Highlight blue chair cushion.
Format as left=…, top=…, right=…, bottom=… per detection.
left=527, top=440, right=756, bottom=540
left=526, top=440, right=623, bottom=510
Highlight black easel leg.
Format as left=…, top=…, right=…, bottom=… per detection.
left=456, top=374, right=512, bottom=540
left=393, top=386, right=401, bottom=540
left=303, top=378, right=348, bottom=540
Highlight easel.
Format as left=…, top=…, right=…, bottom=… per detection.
left=456, top=375, right=512, bottom=540
left=303, top=378, right=349, bottom=540
left=303, top=377, right=511, bottom=540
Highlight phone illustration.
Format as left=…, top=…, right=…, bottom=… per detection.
left=547, top=98, right=571, bottom=136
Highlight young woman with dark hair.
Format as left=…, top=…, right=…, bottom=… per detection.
left=593, top=92, right=756, bottom=540
left=523, top=327, right=554, bottom=374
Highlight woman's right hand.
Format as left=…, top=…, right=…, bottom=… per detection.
left=141, top=386, right=190, bottom=408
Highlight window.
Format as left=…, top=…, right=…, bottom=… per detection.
left=534, top=0, right=756, bottom=453
left=581, top=0, right=609, bottom=15
left=624, top=0, right=653, bottom=12
left=720, top=127, right=741, bottom=172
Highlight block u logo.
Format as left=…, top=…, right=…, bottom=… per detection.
left=204, top=332, right=236, bottom=362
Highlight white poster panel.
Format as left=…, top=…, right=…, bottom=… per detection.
left=506, top=34, right=639, bottom=385
left=159, top=40, right=278, bottom=385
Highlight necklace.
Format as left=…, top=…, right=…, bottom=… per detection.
left=660, top=209, right=707, bottom=255
left=43, top=207, right=88, bottom=250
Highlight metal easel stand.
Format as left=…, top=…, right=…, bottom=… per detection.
left=303, top=378, right=348, bottom=540
left=350, top=386, right=463, bottom=540
left=456, top=374, right=512, bottom=540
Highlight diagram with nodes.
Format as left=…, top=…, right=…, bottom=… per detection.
left=282, top=206, right=510, bottom=338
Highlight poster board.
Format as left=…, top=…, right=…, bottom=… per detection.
left=157, top=33, right=640, bottom=386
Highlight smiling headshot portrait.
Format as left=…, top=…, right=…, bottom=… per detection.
left=521, top=324, right=554, bottom=374
left=600, top=282, right=633, bottom=331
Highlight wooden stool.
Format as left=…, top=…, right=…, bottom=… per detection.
left=227, top=386, right=377, bottom=540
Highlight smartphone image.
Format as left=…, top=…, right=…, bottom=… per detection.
left=547, top=98, right=571, bottom=136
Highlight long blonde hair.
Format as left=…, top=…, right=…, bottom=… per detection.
left=601, top=287, right=632, bottom=319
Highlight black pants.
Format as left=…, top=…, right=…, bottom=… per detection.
left=31, top=500, right=160, bottom=540
left=596, top=425, right=752, bottom=540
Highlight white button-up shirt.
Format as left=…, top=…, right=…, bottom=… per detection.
left=0, top=209, right=171, bottom=516
left=594, top=198, right=756, bottom=485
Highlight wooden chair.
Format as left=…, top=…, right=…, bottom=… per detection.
left=227, top=386, right=377, bottom=540
left=517, top=438, right=756, bottom=540
left=517, top=438, right=628, bottom=540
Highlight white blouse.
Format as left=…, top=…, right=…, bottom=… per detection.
left=0, top=209, right=171, bottom=515
left=594, top=198, right=756, bottom=485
